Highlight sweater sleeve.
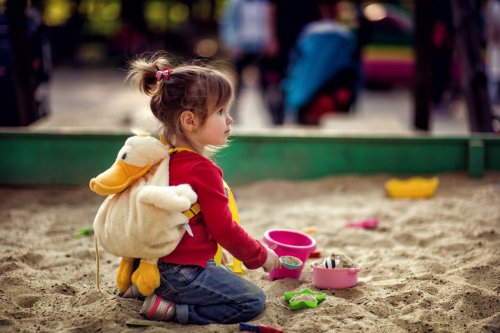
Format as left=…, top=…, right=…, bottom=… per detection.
left=192, top=160, right=267, bottom=269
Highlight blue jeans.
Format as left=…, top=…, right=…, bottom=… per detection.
left=155, top=260, right=266, bottom=324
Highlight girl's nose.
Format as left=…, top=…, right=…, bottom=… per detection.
left=227, top=114, right=233, bottom=124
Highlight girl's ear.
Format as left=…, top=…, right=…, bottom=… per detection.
left=179, top=111, right=197, bottom=132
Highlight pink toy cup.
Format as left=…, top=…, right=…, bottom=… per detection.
left=311, top=262, right=361, bottom=289
left=263, top=229, right=316, bottom=280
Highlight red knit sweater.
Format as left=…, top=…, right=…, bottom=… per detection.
left=160, top=150, right=267, bottom=269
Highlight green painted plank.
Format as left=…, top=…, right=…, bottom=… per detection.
left=1, top=132, right=128, bottom=186
left=214, top=137, right=467, bottom=184
left=485, top=139, right=500, bottom=170
left=468, top=139, right=484, bottom=178
left=1, top=131, right=499, bottom=186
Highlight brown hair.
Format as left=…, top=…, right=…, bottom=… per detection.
left=126, top=52, right=234, bottom=146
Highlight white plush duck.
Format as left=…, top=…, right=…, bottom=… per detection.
left=90, top=131, right=197, bottom=296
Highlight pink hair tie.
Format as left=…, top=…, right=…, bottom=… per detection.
left=155, top=67, right=172, bottom=81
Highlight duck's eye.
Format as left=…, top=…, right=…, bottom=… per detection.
left=121, top=152, right=127, bottom=160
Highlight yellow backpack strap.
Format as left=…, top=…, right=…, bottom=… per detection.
left=214, top=180, right=243, bottom=274
left=184, top=202, right=200, bottom=219
left=165, top=145, right=201, bottom=220
left=168, top=146, right=195, bottom=155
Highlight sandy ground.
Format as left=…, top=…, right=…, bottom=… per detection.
left=1, top=172, right=499, bottom=332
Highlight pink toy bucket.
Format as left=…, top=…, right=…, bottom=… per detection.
left=311, top=262, right=361, bottom=289
left=263, top=229, right=316, bottom=280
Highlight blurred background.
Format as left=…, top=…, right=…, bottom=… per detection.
left=1, top=0, right=499, bottom=134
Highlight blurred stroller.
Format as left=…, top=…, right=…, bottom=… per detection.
left=283, top=20, right=361, bottom=125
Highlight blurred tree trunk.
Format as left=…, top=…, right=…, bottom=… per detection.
left=413, top=0, right=432, bottom=131
left=6, top=0, right=37, bottom=126
left=451, top=0, right=493, bottom=132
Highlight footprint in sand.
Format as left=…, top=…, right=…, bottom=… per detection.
left=50, top=283, right=77, bottom=296
left=15, top=295, right=42, bottom=308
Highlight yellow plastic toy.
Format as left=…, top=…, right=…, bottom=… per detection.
left=385, top=176, right=439, bottom=199
left=214, top=181, right=245, bottom=275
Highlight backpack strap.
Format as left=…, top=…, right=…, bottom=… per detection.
left=184, top=202, right=201, bottom=219
left=167, top=146, right=201, bottom=219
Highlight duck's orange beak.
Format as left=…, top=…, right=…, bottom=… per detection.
left=89, top=160, right=151, bottom=196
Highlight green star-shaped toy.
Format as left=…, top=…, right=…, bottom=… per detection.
left=283, top=288, right=326, bottom=311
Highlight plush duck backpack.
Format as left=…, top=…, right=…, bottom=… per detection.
left=89, top=131, right=243, bottom=297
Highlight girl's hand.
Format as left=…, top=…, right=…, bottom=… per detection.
left=262, top=247, right=281, bottom=272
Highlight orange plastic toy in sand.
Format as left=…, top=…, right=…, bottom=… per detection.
left=385, top=176, right=439, bottom=199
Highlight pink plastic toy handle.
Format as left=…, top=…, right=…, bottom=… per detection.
left=267, top=243, right=278, bottom=250
left=345, top=218, right=379, bottom=229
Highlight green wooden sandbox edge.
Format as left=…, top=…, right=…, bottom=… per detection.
left=1, top=131, right=499, bottom=186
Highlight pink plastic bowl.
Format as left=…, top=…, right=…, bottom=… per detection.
left=311, top=262, right=361, bottom=289
left=263, top=229, right=316, bottom=280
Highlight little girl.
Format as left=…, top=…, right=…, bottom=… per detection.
left=125, top=52, right=281, bottom=325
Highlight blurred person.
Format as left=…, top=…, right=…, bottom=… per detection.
left=219, top=0, right=271, bottom=122
left=484, top=0, right=500, bottom=106
left=123, top=52, right=281, bottom=324
left=282, top=0, right=362, bottom=125
left=109, top=0, right=149, bottom=65
left=110, top=22, right=149, bottom=63
left=263, top=0, right=320, bottom=124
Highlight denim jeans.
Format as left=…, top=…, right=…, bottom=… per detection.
left=155, top=259, right=266, bottom=324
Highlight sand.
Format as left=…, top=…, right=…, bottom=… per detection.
left=0, top=172, right=499, bottom=332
